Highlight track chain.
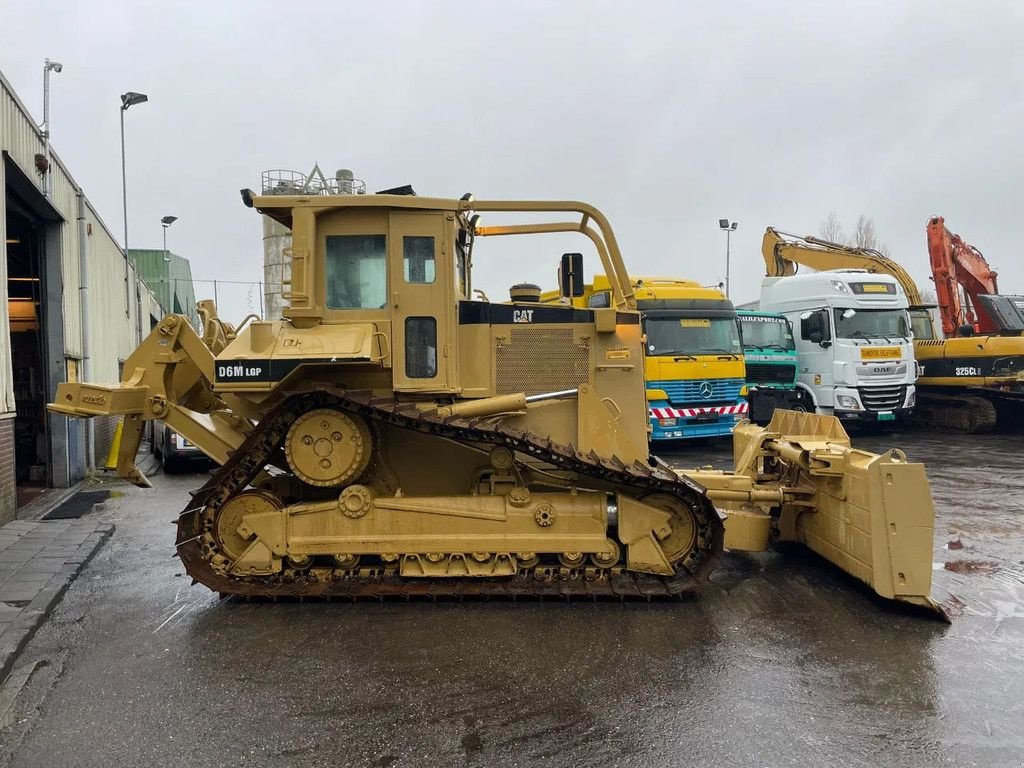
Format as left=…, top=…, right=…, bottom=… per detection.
left=175, top=387, right=724, bottom=600
left=909, top=392, right=998, bottom=433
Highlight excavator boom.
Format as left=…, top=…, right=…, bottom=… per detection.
left=761, top=228, right=927, bottom=307
left=926, top=216, right=1000, bottom=335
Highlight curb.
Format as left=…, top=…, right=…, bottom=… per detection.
left=0, top=524, right=115, bottom=683
left=17, top=441, right=159, bottom=523
left=16, top=483, right=86, bottom=523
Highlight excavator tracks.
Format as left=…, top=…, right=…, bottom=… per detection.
left=910, top=391, right=998, bottom=433
left=175, top=387, right=724, bottom=601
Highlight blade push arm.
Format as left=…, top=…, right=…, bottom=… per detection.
left=48, top=315, right=251, bottom=487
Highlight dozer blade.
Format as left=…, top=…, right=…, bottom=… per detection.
left=694, top=410, right=945, bottom=619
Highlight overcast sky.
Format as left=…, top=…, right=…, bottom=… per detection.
left=3, top=1, right=1023, bottom=320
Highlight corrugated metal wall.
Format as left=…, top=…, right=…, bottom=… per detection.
left=1, top=68, right=157, bottom=461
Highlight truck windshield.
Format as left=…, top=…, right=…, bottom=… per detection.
left=739, top=316, right=794, bottom=351
left=833, top=308, right=910, bottom=339
left=644, top=317, right=741, bottom=356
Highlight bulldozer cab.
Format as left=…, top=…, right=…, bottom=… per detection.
left=257, top=197, right=462, bottom=393
left=316, top=207, right=455, bottom=391
left=242, top=191, right=651, bottom=454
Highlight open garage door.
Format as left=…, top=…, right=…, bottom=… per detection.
left=2, top=154, right=74, bottom=522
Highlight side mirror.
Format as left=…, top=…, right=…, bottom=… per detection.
left=558, top=253, right=584, bottom=297
left=842, top=308, right=856, bottom=320
left=820, top=339, right=832, bottom=349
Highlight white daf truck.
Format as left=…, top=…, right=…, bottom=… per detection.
left=759, top=269, right=917, bottom=424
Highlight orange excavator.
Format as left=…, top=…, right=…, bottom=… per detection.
left=914, top=216, right=1024, bottom=430
left=926, top=216, right=1024, bottom=337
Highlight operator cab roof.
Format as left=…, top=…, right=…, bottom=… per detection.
left=240, top=187, right=473, bottom=229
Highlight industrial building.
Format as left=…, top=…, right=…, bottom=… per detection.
left=127, top=248, right=199, bottom=328
left=0, top=68, right=160, bottom=524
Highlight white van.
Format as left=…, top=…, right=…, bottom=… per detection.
left=759, top=269, right=917, bottom=423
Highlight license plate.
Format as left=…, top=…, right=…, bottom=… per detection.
left=877, top=413, right=895, bottom=421
left=861, top=347, right=899, bottom=360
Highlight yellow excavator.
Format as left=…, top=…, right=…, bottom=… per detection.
left=46, top=187, right=941, bottom=615
left=763, top=228, right=1024, bottom=432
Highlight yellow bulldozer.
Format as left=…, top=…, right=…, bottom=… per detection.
left=48, top=188, right=941, bottom=615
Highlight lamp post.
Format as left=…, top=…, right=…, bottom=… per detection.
left=41, top=58, right=63, bottom=198
left=161, top=215, right=177, bottom=262
left=162, top=215, right=179, bottom=327
left=120, top=91, right=148, bottom=317
left=718, top=218, right=738, bottom=298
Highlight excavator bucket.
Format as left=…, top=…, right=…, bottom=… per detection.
left=706, top=411, right=943, bottom=617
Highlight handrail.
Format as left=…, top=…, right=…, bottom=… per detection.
left=466, top=200, right=634, bottom=310
left=248, top=193, right=636, bottom=311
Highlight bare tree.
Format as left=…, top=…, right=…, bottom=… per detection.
left=819, top=213, right=892, bottom=257
left=850, top=215, right=879, bottom=249
left=819, top=211, right=845, bottom=244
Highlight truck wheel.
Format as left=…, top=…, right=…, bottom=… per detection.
left=791, top=393, right=810, bottom=413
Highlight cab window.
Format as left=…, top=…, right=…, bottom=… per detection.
left=326, top=234, right=386, bottom=309
left=405, top=317, right=437, bottom=378
left=800, top=309, right=831, bottom=342
left=403, top=236, right=436, bottom=283
left=910, top=310, right=934, bottom=340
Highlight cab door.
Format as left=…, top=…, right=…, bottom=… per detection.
left=388, top=211, right=455, bottom=392
left=795, top=307, right=834, bottom=406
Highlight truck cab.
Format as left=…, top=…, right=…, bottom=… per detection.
left=736, top=310, right=804, bottom=423
left=549, top=276, right=747, bottom=441
left=760, top=270, right=917, bottom=423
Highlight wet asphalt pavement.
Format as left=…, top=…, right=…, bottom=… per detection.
left=2, top=431, right=1023, bottom=768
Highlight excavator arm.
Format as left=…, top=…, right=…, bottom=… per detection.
left=926, top=216, right=1000, bottom=335
left=761, top=228, right=927, bottom=306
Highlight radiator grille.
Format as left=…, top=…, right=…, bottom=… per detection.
left=495, top=328, right=590, bottom=395
left=858, top=385, right=907, bottom=411
left=745, top=363, right=796, bottom=385
left=654, top=378, right=744, bottom=406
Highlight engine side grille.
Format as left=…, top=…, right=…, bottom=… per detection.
left=746, top=363, right=796, bottom=386
left=495, top=328, right=590, bottom=395
left=654, top=378, right=745, bottom=406
left=858, top=385, right=907, bottom=411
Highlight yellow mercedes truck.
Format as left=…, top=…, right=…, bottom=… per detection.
left=546, top=273, right=747, bottom=441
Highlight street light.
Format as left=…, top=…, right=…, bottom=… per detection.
left=120, top=90, right=148, bottom=316
left=161, top=215, right=177, bottom=262
left=41, top=58, right=63, bottom=198
left=718, top=218, right=738, bottom=298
